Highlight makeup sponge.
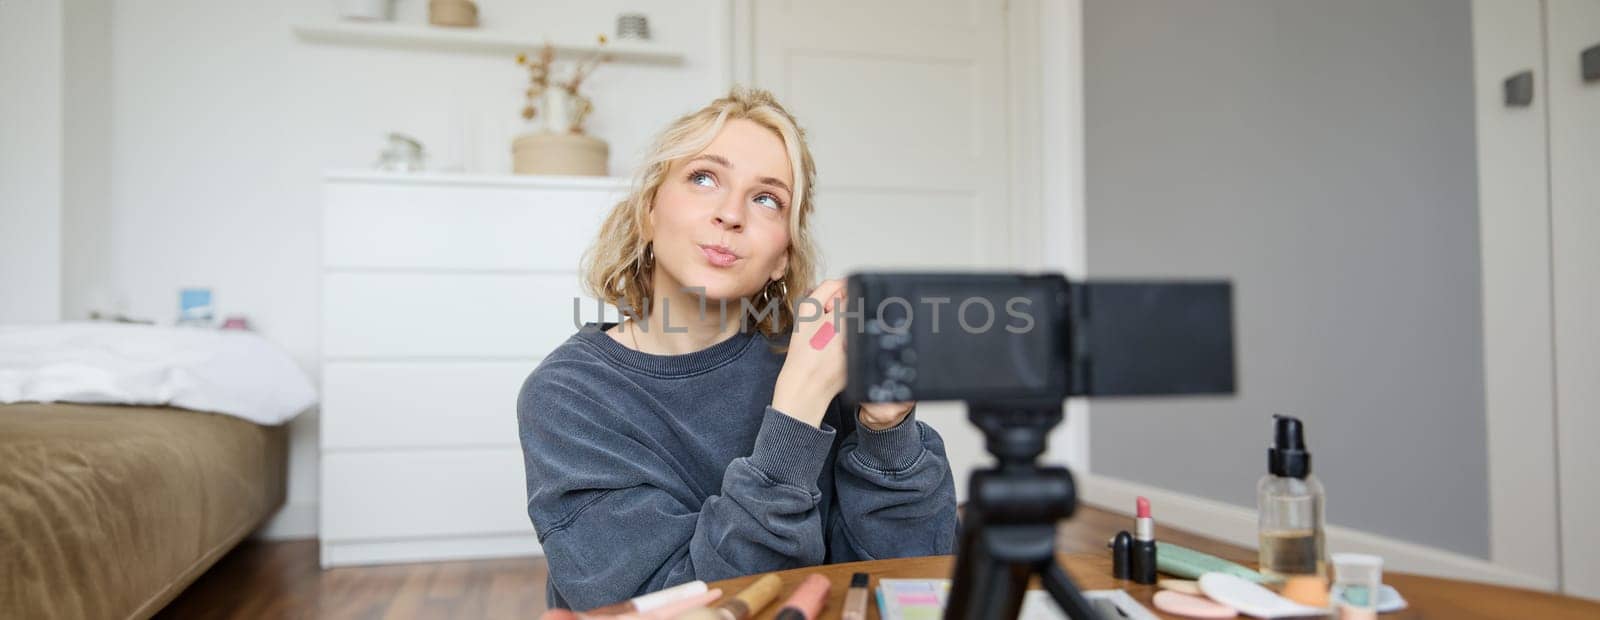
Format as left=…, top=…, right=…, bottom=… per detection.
left=1281, top=575, right=1330, bottom=608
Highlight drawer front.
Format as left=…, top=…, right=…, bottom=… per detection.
left=322, top=182, right=619, bottom=271
left=320, top=449, right=534, bottom=542
left=322, top=361, right=532, bottom=450
left=322, top=272, right=613, bottom=358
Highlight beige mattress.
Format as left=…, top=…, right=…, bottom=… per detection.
left=0, top=403, right=287, bottom=619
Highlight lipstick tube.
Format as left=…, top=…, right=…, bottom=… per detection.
left=774, top=574, right=831, bottom=620
left=1132, top=496, right=1158, bottom=584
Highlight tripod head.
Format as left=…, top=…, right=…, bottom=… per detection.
left=967, top=402, right=1061, bottom=468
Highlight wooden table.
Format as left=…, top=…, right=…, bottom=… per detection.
left=678, top=553, right=1600, bottom=620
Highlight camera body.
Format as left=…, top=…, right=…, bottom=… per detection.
left=844, top=272, right=1235, bottom=405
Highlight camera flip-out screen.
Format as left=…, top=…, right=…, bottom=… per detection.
left=844, top=272, right=1235, bottom=405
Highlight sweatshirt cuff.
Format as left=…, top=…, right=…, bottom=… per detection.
left=748, top=406, right=837, bottom=490
left=852, top=406, right=925, bottom=472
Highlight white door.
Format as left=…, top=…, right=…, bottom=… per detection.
left=1547, top=0, right=1600, bottom=601
left=1473, top=0, right=1600, bottom=596
left=1471, top=0, right=1562, bottom=588
left=749, top=0, right=1016, bottom=497
left=750, top=0, right=1012, bottom=274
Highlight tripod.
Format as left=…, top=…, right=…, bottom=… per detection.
left=943, top=403, right=1100, bottom=620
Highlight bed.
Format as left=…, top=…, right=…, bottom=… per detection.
left=0, top=323, right=313, bottom=619
left=0, top=403, right=287, bottom=618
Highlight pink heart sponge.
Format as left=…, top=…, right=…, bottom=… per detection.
left=1152, top=590, right=1239, bottom=618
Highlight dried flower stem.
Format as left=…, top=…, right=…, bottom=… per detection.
left=516, top=36, right=610, bottom=131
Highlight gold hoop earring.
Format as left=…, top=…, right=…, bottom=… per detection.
left=754, top=279, right=773, bottom=307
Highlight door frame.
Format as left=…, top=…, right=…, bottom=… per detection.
left=1015, top=0, right=1091, bottom=474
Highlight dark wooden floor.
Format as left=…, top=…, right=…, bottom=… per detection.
left=156, top=542, right=551, bottom=619
left=159, top=504, right=1247, bottom=619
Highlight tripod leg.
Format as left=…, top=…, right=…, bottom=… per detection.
left=945, top=526, right=1037, bottom=620
left=965, top=552, right=1030, bottom=620
left=1041, top=559, right=1101, bottom=620
left=945, top=511, right=980, bottom=618
left=992, top=564, right=1033, bottom=620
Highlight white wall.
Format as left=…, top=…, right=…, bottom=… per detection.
left=0, top=1, right=64, bottom=323
left=61, top=0, right=114, bottom=322
left=87, top=0, right=729, bottom=537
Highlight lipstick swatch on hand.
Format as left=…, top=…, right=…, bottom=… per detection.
left=809, top=321, right=836, bottom=350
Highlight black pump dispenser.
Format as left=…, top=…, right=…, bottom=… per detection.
left=1268, top=414, right=1311, bottom=479
left=1259, top=414, right=1326, bottom=577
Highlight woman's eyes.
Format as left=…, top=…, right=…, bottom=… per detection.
left=688, top=169, right=784, bottom=210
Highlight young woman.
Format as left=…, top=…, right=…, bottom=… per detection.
left=517, top=88, right=958, bottom=611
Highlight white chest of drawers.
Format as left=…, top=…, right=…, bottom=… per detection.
left=318, top=170, right=624, bottom=567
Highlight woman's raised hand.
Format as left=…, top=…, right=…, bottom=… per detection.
left=770, top=278, right=848, bottom=427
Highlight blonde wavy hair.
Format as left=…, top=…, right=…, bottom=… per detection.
left=581, top=87, right=820, bottom=341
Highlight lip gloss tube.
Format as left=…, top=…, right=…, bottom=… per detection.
left=842, top=573, right=870, bottom=620
left=714, top=574, right=784, bottom=620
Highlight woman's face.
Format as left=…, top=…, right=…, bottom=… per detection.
left=648, top=118, right=794, bottom=303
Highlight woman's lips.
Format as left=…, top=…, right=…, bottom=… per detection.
left=699, top=245, right=739, bottom=267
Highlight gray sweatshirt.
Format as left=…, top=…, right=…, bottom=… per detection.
left=517, top=322, right=959, bottom=610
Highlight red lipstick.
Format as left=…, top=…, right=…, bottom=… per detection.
left=809, top=318, right=837, bottom=350
left=1132, top=496, right=1158, bottom=584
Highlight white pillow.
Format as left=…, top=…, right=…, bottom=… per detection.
left=0, top=322, right=316, bottom=425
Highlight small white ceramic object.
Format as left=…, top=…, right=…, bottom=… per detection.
left=1198, top=573, right=1326, bottom=619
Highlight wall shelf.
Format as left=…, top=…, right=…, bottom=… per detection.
left=292, top=22, right=683, bottom=65
left=324, top=169, right=630, bottom=190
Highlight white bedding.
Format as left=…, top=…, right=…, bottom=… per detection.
left=0, top=322, right=316, bottom=425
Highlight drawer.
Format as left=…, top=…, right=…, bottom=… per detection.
left=322, top=361, right=532, bottom=450
left=322, top=272, right=614, bottom=358
left=322, top=181, right=619, bottom=271
left=320, top=448, right=534, bottom=542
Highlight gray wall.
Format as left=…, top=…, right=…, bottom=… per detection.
left=1084, top=0, right=1489, bottom=557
